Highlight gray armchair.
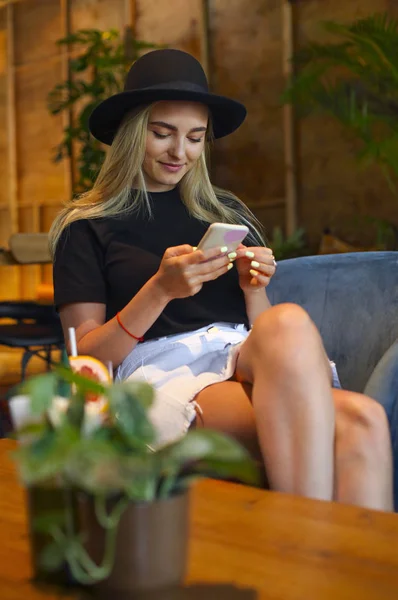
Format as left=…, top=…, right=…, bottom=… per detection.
left=267, top=251, right=398, bottom=509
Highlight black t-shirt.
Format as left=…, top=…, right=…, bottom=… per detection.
left=53, top=187, right=250, bottom=341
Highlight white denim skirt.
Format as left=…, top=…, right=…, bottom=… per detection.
left=116, top=323, right=248, bottom=447
left=116, top=322, right=341, bottom=448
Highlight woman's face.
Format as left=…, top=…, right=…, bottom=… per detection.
left=143, top=101, right=208, bottom=192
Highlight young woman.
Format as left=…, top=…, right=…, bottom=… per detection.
left=50, top=49, right=393, bottom=511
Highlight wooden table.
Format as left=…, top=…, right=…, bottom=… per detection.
left=1, top=439, right=398, bottom=599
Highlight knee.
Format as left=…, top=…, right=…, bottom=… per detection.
left=252, top=303, right=312, bottom=339
left=250, top=303, right=316, bottom=358
left=336, top=392, right=391, bottom=463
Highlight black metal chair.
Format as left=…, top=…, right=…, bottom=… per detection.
left=0, top=234, right=65, bottom=435
left=0, top=301, right=64, bottom=436
left=0, top=300, right=64, bottom=379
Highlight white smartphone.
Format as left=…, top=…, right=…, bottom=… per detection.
left=197, top=223, right=249, bottom=253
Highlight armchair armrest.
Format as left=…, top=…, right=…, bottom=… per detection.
left=364, top=339, right=398, bottom=511
left=364, top=339, right=398, bottom=424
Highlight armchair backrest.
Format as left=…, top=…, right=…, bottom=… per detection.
left=267, top=252, right=398, bottom=392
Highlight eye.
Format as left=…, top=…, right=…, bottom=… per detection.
left=153, top=131, right=169, bottom=139
left=188, top=137, right=203, bottom=144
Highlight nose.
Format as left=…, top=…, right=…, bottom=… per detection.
left=168, top=136, right=185, bottom=162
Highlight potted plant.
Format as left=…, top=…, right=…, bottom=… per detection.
left=9, top=357, right=259, bottom=595
left=269, top=226, right=308, bottom=261
left=282, top=12, right=398, bottom=249
left=48, top=28, right=160, bottom=194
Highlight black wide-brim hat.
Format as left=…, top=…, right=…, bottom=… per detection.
left=89, top=48, right=247, bottom=145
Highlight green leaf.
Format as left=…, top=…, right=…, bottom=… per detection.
left=189, top=457, right=260, bottom=487
left=65, top=440, right=157, bottom=500
left=94, top=494, right=129, bottom=529
left=64, top=438, right=122, bottom=492
left=33, top=510, right=67, bottom=534
left=155, top=429, right=259, bottom=498
left=121, top=454, right=159, bottom=501
left=56, top=29, right=104, bottom=47
left=21, top=373, right=58, bottom=416
left=118, top=381, right=155, bottom=409
left=162, top=429, right=251, bottom=464
left=13, top=422, right=47, bottom=438
left=48, top=27, right=162, bottom=200
left=39, top=540, right=65, bottom=572
left=108, top=382, right=156, bottom=449
left=66, top=393, right=85, bottom=429
left=124, top=473, right=158, bottom=502
left=70, top=56, right=89, bottom=72
left=155, top=430, right=260, bottom=498
left=54, top=364, right=106, bottom=396
left=14, top=426, right=80, bottom=485
left=269, top=227, right=306, bottom=261
left=282, top=11, right=398, bottom=198
left=56, top=350, right=71, bottom=398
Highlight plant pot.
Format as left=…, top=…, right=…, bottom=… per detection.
left=26, top=485, right=78, bottom=586
left=77, top=490, right=190, bottom=595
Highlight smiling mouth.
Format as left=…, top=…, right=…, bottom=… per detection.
left=159, top=162, right=186, bottom=173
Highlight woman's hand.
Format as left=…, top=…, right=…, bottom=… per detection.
left=152, top=244, right=231, bottom=301
left=234, top=245, right=277, bottom=293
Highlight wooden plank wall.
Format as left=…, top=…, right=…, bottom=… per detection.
left=0, top=0, right=128, bottom=304
left=0, top=0, right=128, bottom=383
left=0, top=0, right=208, bottom=304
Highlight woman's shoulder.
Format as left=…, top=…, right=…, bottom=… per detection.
left=63, top=215, right=119, bottom=236
left=56, top=217, right=110, bottom=254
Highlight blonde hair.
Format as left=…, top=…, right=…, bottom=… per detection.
left=49, top=102, right=265, bottom=257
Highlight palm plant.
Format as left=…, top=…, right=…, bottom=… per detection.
left=282, top=12, right=398, bottom=195
left=48, top=28, right=159, bottom=194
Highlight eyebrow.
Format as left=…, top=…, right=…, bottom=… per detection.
left=149, top=120, right=207, bottom=133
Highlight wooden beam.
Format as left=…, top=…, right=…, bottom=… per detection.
left=0, top=0, right=26, bottom=8
left=201, top=0, right=212, bottom=85
left=60, top=0, right=73, bottom=199
left=124, top=0, right=136, bottom=31
left=6, top=2, right=18, bottom=235
left=0, top=199, right=64, bottom=210
left=282, top=0, right=298, bottom=236
left=13, top=47, right=85, bottom=72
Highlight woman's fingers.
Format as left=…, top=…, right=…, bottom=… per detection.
left=165, top=244, right=228, bottom=266
left=236, top=246, right=276, bottom=264
left=164, top=244, right=197, bottom=259
left=249, top=259, right=276, bottom=277
left=192, top=254, right=231, bottom=277
left=193, top=260, right=233, bottom=284
left=249, top=270, right=271, bottom=287
left=184, top=245, right=228, bottom=265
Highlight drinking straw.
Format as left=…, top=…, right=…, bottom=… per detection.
left=68, top=327, right=78, bottom=357
left=107, top=361, right=113, bottom=381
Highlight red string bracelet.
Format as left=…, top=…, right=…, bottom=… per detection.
left=116, top=312, right=144, bottom=342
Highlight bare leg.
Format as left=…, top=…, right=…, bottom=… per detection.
left=333, top=389, right=393, bottom=511
left=194, top=381, right=261, bottom=460
left=196, top=382, right=393, bottom=511
left=233, top=303, right=335, bottom=500
left=194, top=303, right=393, bottom=510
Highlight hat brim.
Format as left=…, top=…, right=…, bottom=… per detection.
left=88, top=85, right=247, bottom=145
